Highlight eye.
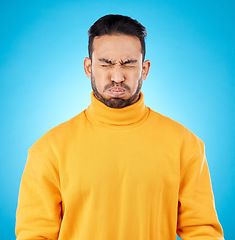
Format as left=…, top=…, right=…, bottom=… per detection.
left=122, top=65, right=135, bottom=68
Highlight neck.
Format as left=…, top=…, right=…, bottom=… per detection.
left=85, top=91, right=149, bottom=127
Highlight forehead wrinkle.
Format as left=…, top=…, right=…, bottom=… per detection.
left=92, top=34, right=143, bottom=61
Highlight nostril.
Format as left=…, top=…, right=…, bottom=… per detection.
left=112, top=81, right=124, bottom=85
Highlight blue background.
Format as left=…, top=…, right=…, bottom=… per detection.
left=0, top=0, right=234, bottom=239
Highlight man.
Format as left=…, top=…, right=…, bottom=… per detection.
left=16, top=14, right=224, bottom=239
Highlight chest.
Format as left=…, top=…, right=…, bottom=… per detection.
left=60, top=126, right=180, bottom=203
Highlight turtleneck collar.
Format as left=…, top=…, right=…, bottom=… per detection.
left=85, top=92, right=149, bottom=127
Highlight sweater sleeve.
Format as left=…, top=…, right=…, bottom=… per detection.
left=177, top=133, right=224, bottom=240
left=15, top=146, right=62, bottom=240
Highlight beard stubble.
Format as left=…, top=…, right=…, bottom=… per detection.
left=91, top=73, right=143, bottom=109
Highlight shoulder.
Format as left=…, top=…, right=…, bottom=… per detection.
left=30, top=110, right=87, bottom=152
left=148, top=109, right=205, bottom=169
left=148, top=108, right=203, bottom=145
left=148, top=109, right=197, bottom=136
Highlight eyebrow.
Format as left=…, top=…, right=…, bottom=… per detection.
left=120, top=59, right=138, bottom=65
left=98, top=58, right=114, bottom=64
left=98, top=58, right=138, bottom=65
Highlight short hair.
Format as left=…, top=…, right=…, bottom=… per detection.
left=88, top=14, right=147, bottom=61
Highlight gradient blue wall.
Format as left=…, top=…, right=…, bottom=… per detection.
left=0, top=0, right=234, bottom=239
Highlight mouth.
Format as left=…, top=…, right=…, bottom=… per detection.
left=108, top=87, right=126, bottom=97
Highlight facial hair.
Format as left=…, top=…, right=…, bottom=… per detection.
left=91, top=72, right=143, bottom=109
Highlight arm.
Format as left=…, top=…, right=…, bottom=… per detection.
left=16, top=146, right=62, bottom=240
left=177, top=134, right=224, bottom=239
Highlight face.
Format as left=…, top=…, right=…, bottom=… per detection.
left=84, top=34, right=150, bottom=108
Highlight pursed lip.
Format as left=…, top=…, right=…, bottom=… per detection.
left=108, top=87, right=126, bottom=96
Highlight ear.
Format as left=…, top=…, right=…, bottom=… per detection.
left=84, top=57, right=92, bottom=78
left=142, top=60, right=151, bottom=80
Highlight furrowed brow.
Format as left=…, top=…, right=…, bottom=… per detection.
left=98, top=58, right=114, bottom=64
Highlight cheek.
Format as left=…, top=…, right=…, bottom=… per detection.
left=127, top=69, right=142, bottom=83
left=93, top=66, right=111, bottom=79
left=92, top=65, right=142, bottom=86
left=92, top=72, right=109, bottom=92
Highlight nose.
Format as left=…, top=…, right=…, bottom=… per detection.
left=110, top=66, right=125, bottom=83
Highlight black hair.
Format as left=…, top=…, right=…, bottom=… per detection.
left=88, top=14, right=147, bottom=61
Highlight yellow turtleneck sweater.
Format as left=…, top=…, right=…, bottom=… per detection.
left=16, top=92, right=224, bottom=240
